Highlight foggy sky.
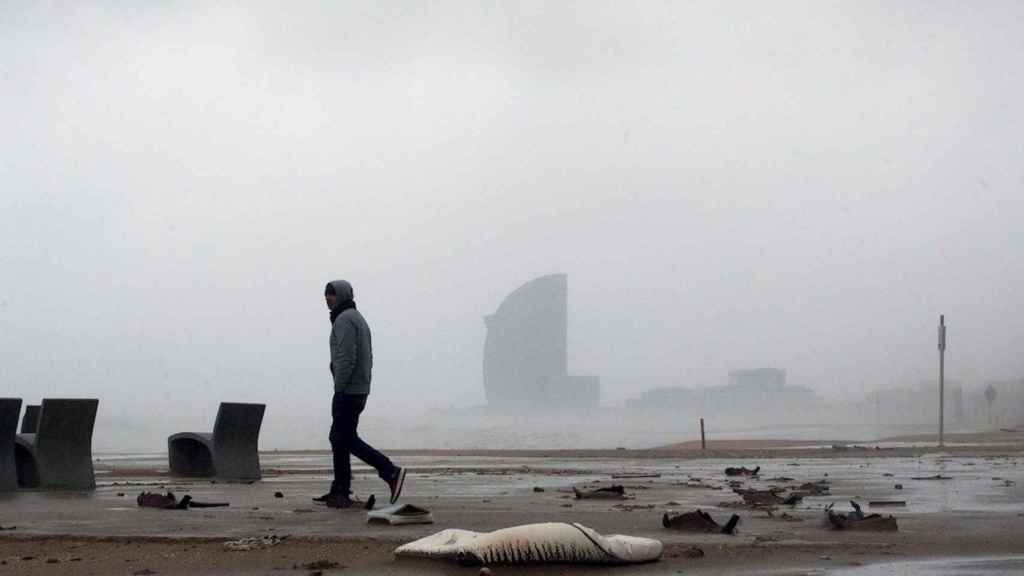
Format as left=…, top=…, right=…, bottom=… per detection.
left=2, top=1, right=1022, bottom=450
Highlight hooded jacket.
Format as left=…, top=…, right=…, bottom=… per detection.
left=327, top=280, right=373, bottom=395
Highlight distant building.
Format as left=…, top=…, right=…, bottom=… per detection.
left=483, top=274, right=599, bottom=411
left=728, top=368, right=787, bottom=390
left=624, top=367, right=821, bottom=424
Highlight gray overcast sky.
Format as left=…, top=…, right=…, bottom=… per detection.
left=2, top=1, right=1022, bottom=450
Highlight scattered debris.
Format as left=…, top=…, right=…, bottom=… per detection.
left=137, top=491, right=229, bottom=509
left=367, top=503, right=434, bottom=526
left=274, top=492, right=284, bottom=498
left=293, top=559, right=341, bottom=570
left=735, top=489, right=785, bottom=507
left=137, top=492, right=190, bottom=510
left=794, top=480, right=831, bottom=496
left=869, top=501, right=906, bottom=507
left=911, top=475, right=953, bottom=481
left=781, top=493, right=804, bottom=506
left=573, top=485, right=626, bottom=500
left=825, top=501, right=898, bottom=531
left=894, top=484, right=903, bottom=490
left=611, top=503, right=655, bottom=512
left=766, top=510, right=803, bottom=522
left=224, top=535, right=289, bottom=551
left=681, top=481, right=722, bottom=490
left=663, top=509, right=739, bottom=534
left=724, top=466, right=760, bottom=477
left=681, top=546, right=705, bottom=558
left=533, top=487, right=545, bottom=492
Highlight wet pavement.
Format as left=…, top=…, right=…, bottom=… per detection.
left=827, top=556, right=1024, bottom=576
left=1, top=451, right=1021, bottom=542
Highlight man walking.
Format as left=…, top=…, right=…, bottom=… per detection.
left=315, top=279, right=405, bottom=508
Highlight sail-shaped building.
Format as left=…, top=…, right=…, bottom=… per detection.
left=483, top=274, right=599, bottom=411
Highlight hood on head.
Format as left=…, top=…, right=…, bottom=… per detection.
left=326, top=279, right=354, bottom=304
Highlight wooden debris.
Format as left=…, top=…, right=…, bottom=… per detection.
left=573, top=485, right=626, bottom=500
left=663, top=509, right=740, bottom=534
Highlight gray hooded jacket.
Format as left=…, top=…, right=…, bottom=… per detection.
left=327, top=280, right=372, bottom=395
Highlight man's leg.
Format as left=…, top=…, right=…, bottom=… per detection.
left=327, top=392, right=358, bottom=498
left=346, top=394, right=405, bottom=503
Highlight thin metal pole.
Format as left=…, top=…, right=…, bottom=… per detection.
left=700, top=418, right=706, bottom=450
left=938, top=315, right=946, bottom=447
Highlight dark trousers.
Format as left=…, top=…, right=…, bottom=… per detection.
left=329, top=392, right=395, bottom=496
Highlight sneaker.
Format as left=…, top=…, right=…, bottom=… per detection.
left=325, top=494, right=355, bottom=509
left=387, top=467, right=406, bottom=504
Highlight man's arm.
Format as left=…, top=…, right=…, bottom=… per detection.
left=331, top=318, right=359, bottom=391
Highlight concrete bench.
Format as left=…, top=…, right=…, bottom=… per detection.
left=14, top=398, right=99, bottom=490
left=168, top=402, right=265, bottom=480
left=0, top=398, right=21, bottom=491
left=20, top=404, right=40, bottom=433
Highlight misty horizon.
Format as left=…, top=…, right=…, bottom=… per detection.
left=2, top=2, right=1022, bottom=452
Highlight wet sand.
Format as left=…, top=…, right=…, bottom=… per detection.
left=3, top=436, right=1023, bottom=575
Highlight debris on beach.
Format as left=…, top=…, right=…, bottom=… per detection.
left=765, top=510, right=803, bottom=522
left=734, top=489, right=785, bottom=507
left=274, top=491, right=283, bottom=498
left=911, top=474, right=953, bottom=481
left=681, top=546, right=705, bottom=558
left=533, top=486, right=545, bottom=492
left=395, top=522, right=663, bottom=565
left=611, top=503, right=655, bottom=512
left=825, top=501, right=898, bottom=531
left=662, top=509, right=740, bottom=534
left=573, top=485, right=626, bottom=499
left=791, top=480, right=831, bottom=496
left=680, top=481, right=722, bottom=490
left=136, top=491, right=229, bottom=510
left=137, top=491, right=191, bottom=510
left=224, top=534, right=289, bottom=551
left=293, top=559, right=342, bottom=570
left=367, top=503, right=434, bottom=525
left=724, top=466, right=760, bottom=477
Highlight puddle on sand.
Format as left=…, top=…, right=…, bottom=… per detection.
left=829, top=556, right=1024, bottom=576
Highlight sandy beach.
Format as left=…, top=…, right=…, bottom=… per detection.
left=3, top=433, right=1024, bottom=575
